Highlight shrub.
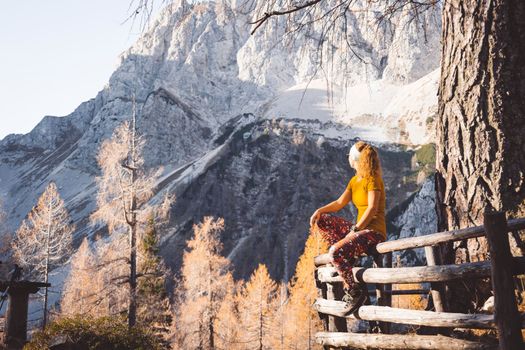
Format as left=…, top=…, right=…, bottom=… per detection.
left=24, top=315, right=165, bottom=350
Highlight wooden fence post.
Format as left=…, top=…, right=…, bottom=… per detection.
left=373, top=254, right=390, bottom=334
left=383, top=252, right=393, bottom=309
left=314, top=268, right=331, bottom=350
left=314, top=269, right=329, bottom=331
left=484, top=210, right=524, bottom=350
left=326, top=282, right=347, bottom=332
left=424, top=245, right=445, bottom=312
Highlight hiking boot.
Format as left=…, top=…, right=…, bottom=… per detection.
left=341, top=284, right=366, bottom=315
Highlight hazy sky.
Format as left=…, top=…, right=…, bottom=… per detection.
left=0, top=1, right=162, bottom=140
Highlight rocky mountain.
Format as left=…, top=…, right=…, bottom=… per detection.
left=0, top=0, right=441, bottom=286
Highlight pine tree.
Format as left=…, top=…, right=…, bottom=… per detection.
left=174, top=216, right=234, bottom=350
left=237, top=263, right=278, bottom=350
left=11, top=182, right=74, bottom=328
left=137, top=215, right=172, bottom=340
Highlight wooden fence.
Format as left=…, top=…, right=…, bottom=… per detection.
left=313, top=211, right=525, bottom=350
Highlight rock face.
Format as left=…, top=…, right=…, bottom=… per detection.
left=389, top=178, right=438, bottom=266
left=161, top=117, right=417, bottom=280
left=0, top=0, right=441, bottom=283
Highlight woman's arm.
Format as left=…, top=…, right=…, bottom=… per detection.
left=310, top=188, right=352, bottom=226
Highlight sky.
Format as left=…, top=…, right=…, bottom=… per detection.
left=0, top=1, right=163, bottom=140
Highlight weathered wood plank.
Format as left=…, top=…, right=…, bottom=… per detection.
left=313, top=300, right=507, bottom=329
left=484, top=211, right=524, bottom=350
left=315, top=331, right=497, bottom=349
left=377, top=218, right=525, bottom=254
left=316, top=257, right=525, bottom=284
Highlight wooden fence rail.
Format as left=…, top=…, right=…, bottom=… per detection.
left=313, top=301, right=525, bottom=329
left=315, top=332, right=497, bottom=350
left=317, top=257, right=525, bottom=284
left=313, top=211, right=525, bottom=350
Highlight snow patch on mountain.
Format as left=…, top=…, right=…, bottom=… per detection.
left=267, top=68, right=439, bottom=144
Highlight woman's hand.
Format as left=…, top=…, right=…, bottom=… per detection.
left=328, top=245, right=336, bottom=263
left=310, top=209, right=322, bottom=227
left=344, top=225, right=359, bottom=240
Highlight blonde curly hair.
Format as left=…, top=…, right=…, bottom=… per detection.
left=353, top=141, right=382, bottom=178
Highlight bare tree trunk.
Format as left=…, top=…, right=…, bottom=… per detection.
left=43, top=207, right=52, bottom=329
left=129, top=223, right=137, bottom=328
left=208, top=261, right=215, bottom=350
left=436, top=0, right=525, bottom=311
left=128, top=98, right=138, bottom=328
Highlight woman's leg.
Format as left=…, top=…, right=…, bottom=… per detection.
left=332, top=230, right=384, bottom=290
left=315, top=213, right=354, bottom=246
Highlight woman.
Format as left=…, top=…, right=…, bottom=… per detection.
left=310, top=141, right=386, bottom=313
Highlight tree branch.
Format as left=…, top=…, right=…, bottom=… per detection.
left=250, top=0, right=323, bottom=35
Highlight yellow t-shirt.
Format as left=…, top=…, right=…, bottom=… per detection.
left=346, top=174, right=387, bottom=239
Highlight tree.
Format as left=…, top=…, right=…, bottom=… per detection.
left=269, top=282, right=289, bottom=350
left=214, top=280, right=244, bottom=350
left=11, top=182, right=74, bottom=328
left=61, top=234, right=130, bottom=318
left=237, top=263, right=278, bottom=350
left=91, top=98, right=172, bottom=327
left=60, top=238, right=100, bottom=316
left=432, top=0, right=525, bottom=312
left=137, top=215, right=172, bottom=341
left=283, top=229, right=327, bottom=350
left=173, top=216, right=234, bottom=350
left=0, top=200, right=10, bottom=257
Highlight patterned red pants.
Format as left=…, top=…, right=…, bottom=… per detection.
left=316, top=213, right=385, bottom=289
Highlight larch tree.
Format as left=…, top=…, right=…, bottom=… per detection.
left=94, top=235, right=131, bottom=316
left=11, top=182, right=74, bottom=328
left=91, top=98, right=172, bottom=327
left=214, top=279, right=244, bottom=350
left=269, top=282, right=290, bottom=350
left=174, top=216, right=234, bottom=350
left=60, top=237, right=102, bottom=316
left=237, top=263, right=278, bottom=350
left=60, top=236, right=129, bottom=318
left=284, top=229, right=328, bottom=350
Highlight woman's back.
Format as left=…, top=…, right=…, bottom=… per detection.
left=346, top=174, right=386, bottom=239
